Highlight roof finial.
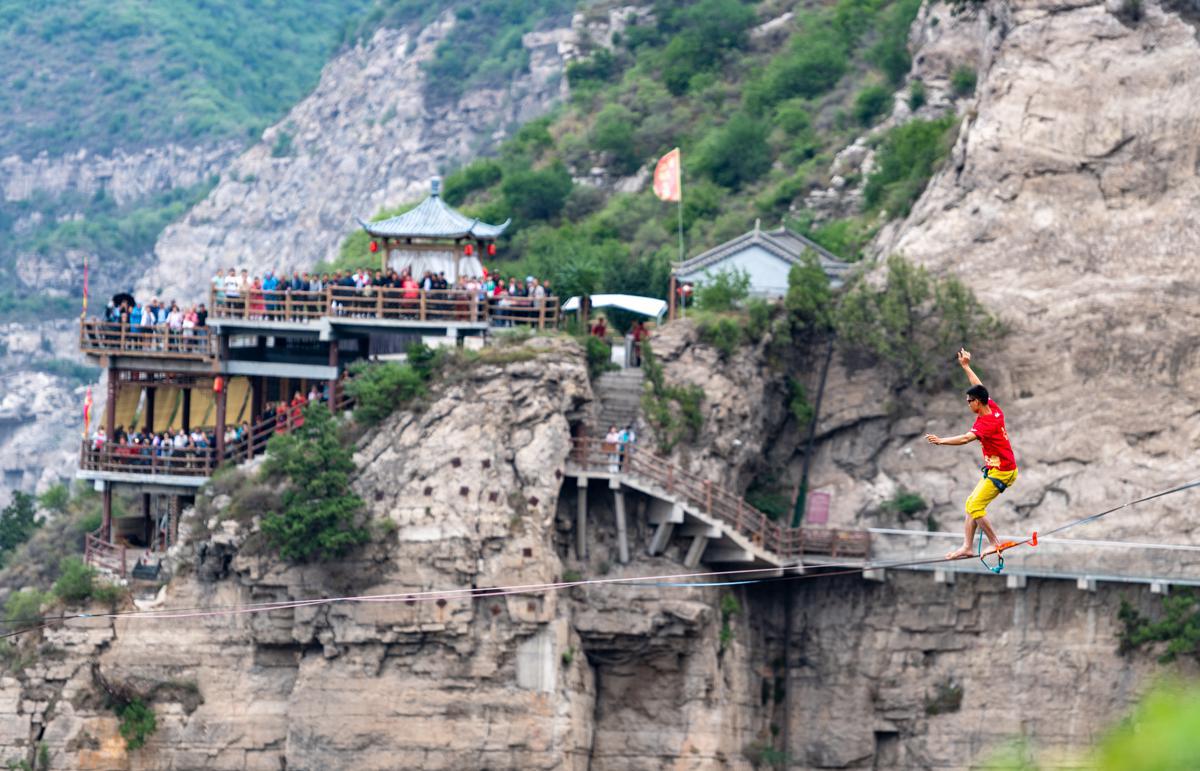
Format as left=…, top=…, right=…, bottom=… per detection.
left=754, top=218, right=761, bottom=234
left=431, top=176, right=441, bottom=197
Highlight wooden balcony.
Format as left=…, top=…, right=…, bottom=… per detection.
left=79, top=320, right=216, bottom=360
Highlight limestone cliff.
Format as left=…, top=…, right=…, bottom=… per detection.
left=141, top=12, right=578, bottom=302
left=0, top=339, right=779, bottom=770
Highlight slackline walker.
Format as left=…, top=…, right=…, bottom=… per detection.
left=3, top=478, right=1200, bottom=641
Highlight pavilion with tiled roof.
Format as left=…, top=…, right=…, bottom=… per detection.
left=358, top=177, right=510, bottom=281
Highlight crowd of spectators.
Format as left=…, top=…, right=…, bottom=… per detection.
left=104, top=297, right=208, bottom=332
left=88, top=386, right=335, bottom=469
left=210, top=266, right=554, bottom=322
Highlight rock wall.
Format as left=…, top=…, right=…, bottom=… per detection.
left=141, top=13, right=577, bottom=302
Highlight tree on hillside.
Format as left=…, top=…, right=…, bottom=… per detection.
left=0, top=492, right=39, bottom=567
left=260, top=405, right=369, bottom=562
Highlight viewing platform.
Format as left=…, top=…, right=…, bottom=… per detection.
left=79, top=288, right=560, bottom=362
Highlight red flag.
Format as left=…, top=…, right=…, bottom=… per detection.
left=83, top=386, right=93, bottom=438
left=652, top=148, right=681, bottom=202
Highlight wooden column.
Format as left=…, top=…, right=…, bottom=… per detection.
left=668, top=274, right=677, bottom=321
left=181, top=388, right=191, bottom=433
left=328, top=340, right=339, bottom=413
left=214, top=381, right=227, bottom=463
left=144, top=387, right=155, bottom=433
left=251, top=375, right=264, bottom=425
left=105, top=368, right=116, bottom=439
left=142, top=493, right=152, bottom=546
left=101, top=485, right=113, bottom=543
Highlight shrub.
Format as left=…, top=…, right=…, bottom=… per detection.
left=442, top=159, right=502, bottom=205
left=788, top=378, right=814, bottom=427
left=869, top=0, right=923, bottom=85
left=270, top=130, right=293, bottom=158
left=863, top=115, right=957, bottom=217
left=693, top=113, right=772, bottom=189
left=882, top=490, right=927, bottom=517
left=583, top=335, right=617, bottom=380
left=697, top=315, right=743, bottom=358
left=0, top=492, right=39, bottom=566
left=835, top=255, right=1004, bottom=390
left=53, top=556, right=123, bottom=605
left=853, top=84, right=893, bottom=126
left=695, top=268, right=751, bottom=312
left=117, top=698, right=157, bottom=750
left=346, top=358, right=431, bottom=426
left=908, top=79, right=927, bottom=111
left=38, top=483, right=70, bottom=515
left=641, top=342, right=704, bottom=452
left=501, top=162, right=573, bottom=222
left=806, top=218, right=872, bottom=262
left=590, top=104, right=640, bottom=175
left=764, top=38, right=848, bottom=104
left=1118, top=592, right=1200, bottom=662
left=924, top=680, right=963, bottom=715
left=566, top=48, right=618, bottom=88
left=784, top=256, right=834, bottom=334
left=951, top=65, right=977, bottom=97
left=3, top=589, right=48, bottom=628
left=261, top=404, right=370, bottom=562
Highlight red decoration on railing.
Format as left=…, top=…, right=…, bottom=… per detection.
left=369, top=240, right=379, bottom=253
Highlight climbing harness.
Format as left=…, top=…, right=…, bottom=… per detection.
left=981, top=466, right=1009, bottom=493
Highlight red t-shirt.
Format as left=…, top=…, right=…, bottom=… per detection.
left=970, top=399, right=1017, bottom=471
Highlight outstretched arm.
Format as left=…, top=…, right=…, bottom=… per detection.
left=958, top=348, right=982, bottom=387
left=925, top=432, right=978, bottom=446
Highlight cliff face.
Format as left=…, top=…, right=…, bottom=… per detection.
left=141, top=13, right=576, bottom=302
left=0, top=339, right=778, bottom=770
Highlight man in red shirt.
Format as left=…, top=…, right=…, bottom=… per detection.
left=925, top=349, right=1018, bottom=560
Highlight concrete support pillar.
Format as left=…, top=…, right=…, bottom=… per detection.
left=575, top=476, right=588, bottom=561
left=648, top=521, right=675, bottom=556
left=863, top=568, right=886, bottom=582
left=684, top=535, right=708, bottom=568
left=1152, top=581, right=1170, bottom=595
left=1006, top=574, right=1027, bottom=590
left=934, top=569, right=955, bottom=584
left=1076, top=577, right=1097, bottom=592
left=613, top=489, right=630, bottom=565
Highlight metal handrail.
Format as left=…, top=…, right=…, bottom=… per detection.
left=569, top=437, right=869, bottom=560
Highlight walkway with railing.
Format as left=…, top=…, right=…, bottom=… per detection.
left=79, top=320, right=215, bottom=359
left=567, top=437, right=869, bottom=563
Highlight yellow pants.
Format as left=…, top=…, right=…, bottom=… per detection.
left=965, top=468, right=1018, bottom=519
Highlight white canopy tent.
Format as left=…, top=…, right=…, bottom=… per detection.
left=561, top=294, right=667, bottom=321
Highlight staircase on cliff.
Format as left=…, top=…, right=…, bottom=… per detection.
left=593, top=368, right=644, bottom=432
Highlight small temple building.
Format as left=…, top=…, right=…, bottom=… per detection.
left=358, top=178, right=509, bottom=282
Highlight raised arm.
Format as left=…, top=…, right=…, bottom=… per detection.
left=925, top=431, right=978, bottom=446
left=958, top=348, right=982, bottom=387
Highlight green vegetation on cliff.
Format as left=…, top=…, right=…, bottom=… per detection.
left=342, top=0, right=954, bottom=301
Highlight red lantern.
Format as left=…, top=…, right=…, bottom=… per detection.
left=369, top=240, right=379, bottom=253
left=487, top=243, right=496, bottom=257
left=213, top=376, right=224, bottom=394
left=464, top=243, right=474, bottom=256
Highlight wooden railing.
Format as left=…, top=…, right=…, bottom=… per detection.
left=79, top=391, right=356, bottom=479
left=209, top=286, right=559, bottom=329
left=569, top=437, right=869, bottom=560
left=79, top=320, right=216, bottom=359
left=85, top=529, right=127, bottom=578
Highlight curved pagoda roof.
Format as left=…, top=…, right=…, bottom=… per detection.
left=359, top=178, right=510, bottom=240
